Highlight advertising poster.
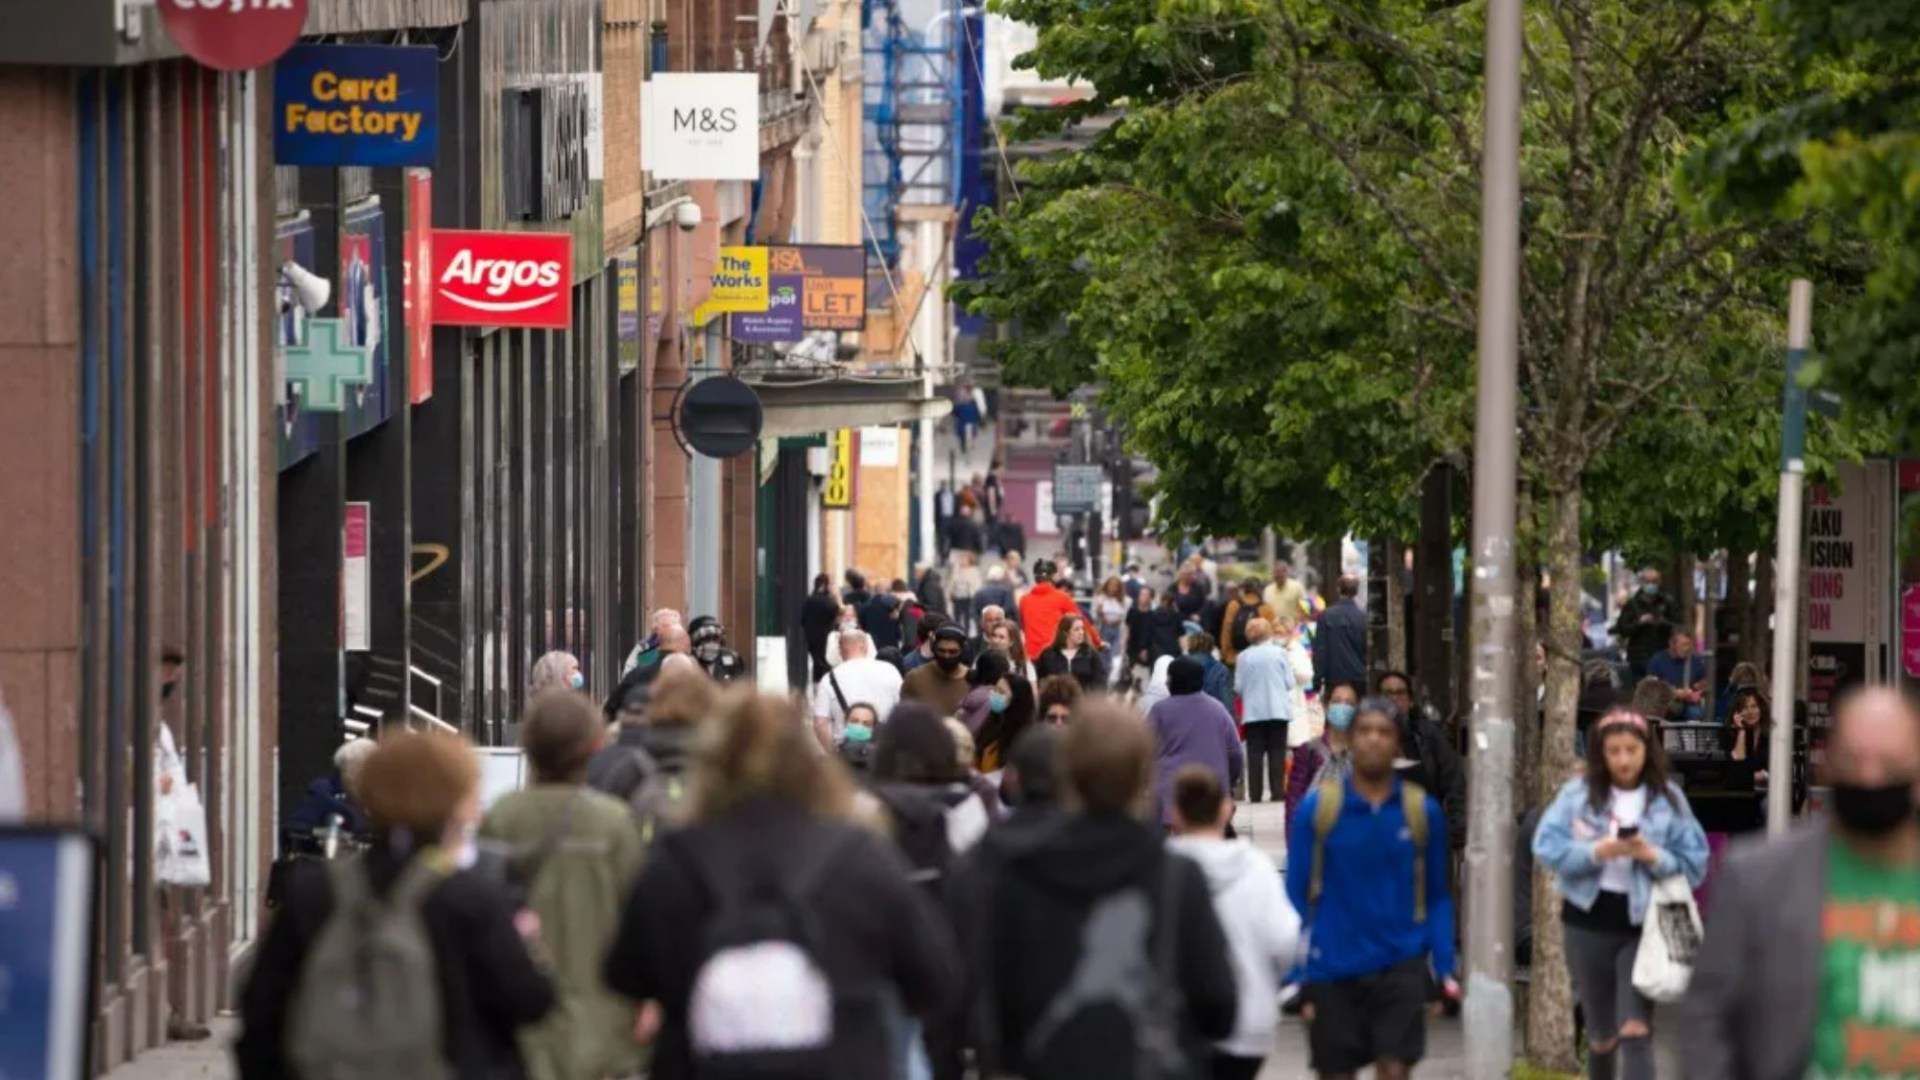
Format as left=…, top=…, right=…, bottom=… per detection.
left=341, top=200, right=391, bottom=441
left=404, top=170, right=433, bottom=404
left=276, top=213, right=322, bottom=470
left=343, top=503, right=371, bottom=652
left=616, top=248, right=641, bottom=372
left=273, top=45, right=438, bottom=167
left=772, top=245, right=867, bottom=331
left=705, top=247, right=770, bottom=315
left=731, top=275, right=804, bottom=343
left=1806, top=461, right=1891, bottom=727
left=646, top=236, right=668, bottom=339
left=0, top=830, right=98, bottom=1080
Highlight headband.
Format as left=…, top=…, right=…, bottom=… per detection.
left=1597, top=711, right=1649, bottom=734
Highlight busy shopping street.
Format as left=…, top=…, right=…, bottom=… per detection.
left=8, top=1, right=1920, bottom=1079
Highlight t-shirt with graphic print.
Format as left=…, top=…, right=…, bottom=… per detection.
left=1809, top=839, right=1920, bottom=1079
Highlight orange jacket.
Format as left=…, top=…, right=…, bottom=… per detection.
left=1019, top=582, right=1102, bottom=660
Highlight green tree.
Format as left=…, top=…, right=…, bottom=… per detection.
left=1688, top=1, right=1920, bottom=444
left=961, top=0, right=1844, bottom=1065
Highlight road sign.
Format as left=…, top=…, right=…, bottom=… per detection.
left=284, top=318, right=373, bottom=413
left=1052, top=464, right=1103, bottom=514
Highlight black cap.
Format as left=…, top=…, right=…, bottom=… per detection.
left=1033, top=558, right=1057, bottom=579
left=933, top=625, right=968, bottom=645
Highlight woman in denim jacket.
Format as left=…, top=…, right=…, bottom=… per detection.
left=1533, top=708, right=1708, bottom=1080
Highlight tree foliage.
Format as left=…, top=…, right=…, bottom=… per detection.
left=957, top=0, right=1887, bottom=1065
left=1687, top=0, right=1920, bottom=446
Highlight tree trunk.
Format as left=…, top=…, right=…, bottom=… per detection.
left=1677, top=551, right=1699, bottom=638
left=1526, top=485, right=1586, bottom=1072
left=1311, top=539, right=1343, bottom=603
left=1758, top=549, right=1774, bottom=676
left=1513, top=483, right=1540, bottom=812
left=1727, top=549, right=1754, bottom=664
left=1386, top=538, right=1408, bottom=674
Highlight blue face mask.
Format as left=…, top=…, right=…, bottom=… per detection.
left=1327, top=703, right=1357, bottom=732
left=569, top=671, right=585, bottom=691
left=988, top=691, right=1011, bottom=714
left=844, top=723, right=874, bottom=744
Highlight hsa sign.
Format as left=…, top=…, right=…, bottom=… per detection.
left=431, top=230, right=573, bottom=330
left=275, top=45, right=439, bottom=167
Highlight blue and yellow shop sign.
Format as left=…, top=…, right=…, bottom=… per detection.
left=274, top=44, right=438, bottom=167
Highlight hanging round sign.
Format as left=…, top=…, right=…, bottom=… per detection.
left=676, top=376, right=764, bottom=459
left=159, top=0, right=309, bottom=72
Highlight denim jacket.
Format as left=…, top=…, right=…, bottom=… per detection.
left=1531, top=776, right=1710, bottom=927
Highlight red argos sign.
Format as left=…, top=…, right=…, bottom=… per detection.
left=160, top=0, right=308, bottom=72
left=431, top=230, right=573, bottom=330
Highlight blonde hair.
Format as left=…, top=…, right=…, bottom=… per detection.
left=943, top=717, right=977, bottom=773
left=690, top=689, right=854, bottom=824
left=528, top=650, right=580, bottom=697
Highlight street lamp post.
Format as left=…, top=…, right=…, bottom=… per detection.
left=1768, top=280, right=1813, bottom=837
left=1464, top=0, right=1522, bottom=1072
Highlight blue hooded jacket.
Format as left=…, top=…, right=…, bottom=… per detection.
left=1285, top=774, right=1456, bottom=984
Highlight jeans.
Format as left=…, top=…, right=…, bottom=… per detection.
left=1563, top=920, right=1654, bottom=1080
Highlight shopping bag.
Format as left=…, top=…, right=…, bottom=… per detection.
left=157, top=782, right=213, bottom=888
left=1631, top=875, right=1702, bottom=1003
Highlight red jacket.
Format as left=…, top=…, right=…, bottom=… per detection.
left=1018, top=582, right=1102, bottom=659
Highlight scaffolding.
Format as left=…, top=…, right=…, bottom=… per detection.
left=861, top=0, right=967, bottom=270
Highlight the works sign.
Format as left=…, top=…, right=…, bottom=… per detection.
left=431, top=230, right=573, bottom=330
left=274, top=45, right=438, bottom=167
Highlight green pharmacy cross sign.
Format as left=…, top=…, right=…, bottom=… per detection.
left=285, top=317, right=372, bottom=413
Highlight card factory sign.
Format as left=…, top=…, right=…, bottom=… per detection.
left=274, top=45, right=439, bottom=167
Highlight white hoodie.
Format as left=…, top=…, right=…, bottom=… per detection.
left=1166, top=834, right=1302, bottom=1058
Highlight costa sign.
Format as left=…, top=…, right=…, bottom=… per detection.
left=431, top=230, right=573, bottom=330
left=160, top=0, right=308, bottom=72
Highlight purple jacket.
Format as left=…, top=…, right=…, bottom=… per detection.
left=1148, top=692, right=1244, bottom=825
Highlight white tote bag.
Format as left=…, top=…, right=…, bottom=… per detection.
left=1631, top=876, right=1702, bottom=1003
left=157, top=782, right=213, bottom=888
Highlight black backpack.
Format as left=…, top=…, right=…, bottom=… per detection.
left=1230, top=604, right=1259, bottom=652
left=678, top=831, right=853, bottom=1079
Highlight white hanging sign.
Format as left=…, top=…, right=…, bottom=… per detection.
left=643, top=73, right=761, bottom=182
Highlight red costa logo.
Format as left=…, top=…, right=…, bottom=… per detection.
left=160, top=0, right=307, bottom=72
left=431, top=230, right=573, bottom=329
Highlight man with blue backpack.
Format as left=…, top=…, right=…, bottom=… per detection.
left=1286, top=695, right=1458, bottom=1080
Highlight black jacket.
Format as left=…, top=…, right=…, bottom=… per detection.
left=1398, top=711, right=1467, bottom=849
left=1036, top=646, right=1104, bottom=692
left=1313, top=599, right=1369, bottom=692
left=1145, top=608, right=1187, bottom=663
left=947, top=814, right=1237, bottom=1080
left=236, top=844, right=554, bottom=1080
left=1612, top=588, right=1678, bottom=668
left=1171, top=585, right=1207, bottom=621
left=604, top=799, right=961, bottom=1080
left=861, top=594, right=904, bottom=651
left=801, top=591, right=842, bottom=670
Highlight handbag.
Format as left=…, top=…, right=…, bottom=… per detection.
left=157, top=782, right=213, bottom=888
left=1630, top=875, right=1702, bottom=1003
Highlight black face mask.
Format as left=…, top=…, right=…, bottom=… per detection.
left=1832, top=781, right=1916, bottom=836
left=935, top=654, right=963, bottom=673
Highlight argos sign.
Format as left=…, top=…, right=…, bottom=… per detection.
left=431, top=230, right=573, bottom=329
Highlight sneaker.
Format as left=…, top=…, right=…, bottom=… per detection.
left=1278, top=983, right=1304, bottom=1016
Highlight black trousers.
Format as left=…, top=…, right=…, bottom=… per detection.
left=1245, top=720, right=1289, bottom=802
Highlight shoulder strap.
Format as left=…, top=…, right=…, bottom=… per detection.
left=1155, top=853, right=1184, bottom=979
left=1401, top=781, right=1429, bottom=924
left=1308, top=779, right=1345, bottom=913
left=826, top=670, right=851, bottom=716
left=511, top=791, right=586, bottom=891
left=387, top=855, right=447, bottom=911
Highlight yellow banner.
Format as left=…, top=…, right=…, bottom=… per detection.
left=823, top=428, right=856, bottom=508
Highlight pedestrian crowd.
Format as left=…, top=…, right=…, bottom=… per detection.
left=228, top=547, right=1897, bottom=1080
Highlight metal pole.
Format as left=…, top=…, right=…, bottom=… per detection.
left=1464, top=0, right=1521, bottom=1070
left=1769, top=280, right=1812, bottom=837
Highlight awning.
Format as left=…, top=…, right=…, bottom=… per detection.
left=741, top=370, right=953, bottom=438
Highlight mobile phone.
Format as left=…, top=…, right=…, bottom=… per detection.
left=1617, top=825, right=1640, bottom=840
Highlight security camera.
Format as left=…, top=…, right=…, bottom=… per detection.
left=280, top=261, right=332, bottom=315
left=674, top=200, right=703, bottom=233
